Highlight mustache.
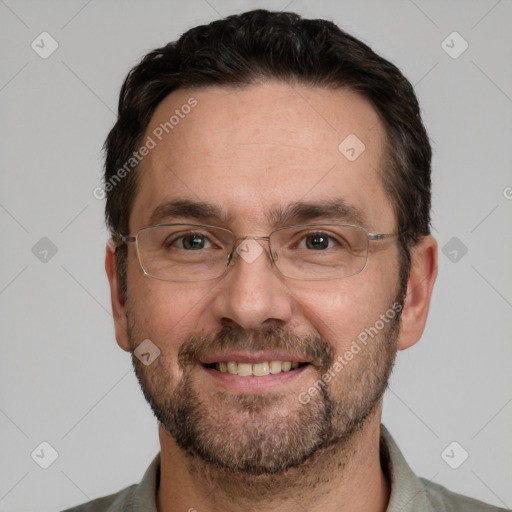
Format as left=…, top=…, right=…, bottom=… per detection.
left=177, top=324, right=334, bottom=370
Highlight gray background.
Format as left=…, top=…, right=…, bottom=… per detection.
left=1, top=0, right=511, bottom=510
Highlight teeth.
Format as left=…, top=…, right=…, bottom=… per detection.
left=213, top=361, right=303, bottom=376
left=253, top=362, right=270, bottom=376
left=237, top=363, right=253, bottom=377
left=269, top=360, right=282, bottom=374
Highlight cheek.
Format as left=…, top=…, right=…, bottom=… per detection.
left=292, top=270, right=398, bottom=355
left=126, top=261, right=214, bottom=354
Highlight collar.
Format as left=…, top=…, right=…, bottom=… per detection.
left=126, top=425, right=433, bottom=512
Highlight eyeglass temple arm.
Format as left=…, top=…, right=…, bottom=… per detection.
left=367, top=232, right=401, bottom=241
left=112, top=233, right=136, bottom=245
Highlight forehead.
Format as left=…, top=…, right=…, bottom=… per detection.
left=130, top=81, right=394, bottom=233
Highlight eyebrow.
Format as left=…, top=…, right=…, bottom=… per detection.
left=148, top=199, right=228, bottom=226
left=147, top=198, right=366, bottom=228
left=268, top=199, right=367, bottom=227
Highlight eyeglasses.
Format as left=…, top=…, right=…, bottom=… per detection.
left=116, top=223, right=399, bottom=282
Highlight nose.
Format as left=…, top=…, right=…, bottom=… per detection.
left=210, top=238, right=294, bottom=330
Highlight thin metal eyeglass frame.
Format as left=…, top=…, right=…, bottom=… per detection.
left=115, top=223, right=400, bottom=282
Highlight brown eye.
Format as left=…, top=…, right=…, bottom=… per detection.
left=164, top=232, right=213, bottom=250
left=179, top=234, right=209, bottom=250
left=305, top=233, right=330, bottom=250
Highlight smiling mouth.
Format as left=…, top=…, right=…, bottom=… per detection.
left=203, top=361, right=311, bottom=377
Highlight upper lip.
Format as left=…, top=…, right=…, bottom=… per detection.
left=200, top=351, right=311, bottom=365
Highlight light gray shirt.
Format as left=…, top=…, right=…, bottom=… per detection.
left=61, top=425, right=509, bottom=511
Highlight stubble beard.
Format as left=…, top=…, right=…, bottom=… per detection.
left=129, top=296, right=402, bottom=478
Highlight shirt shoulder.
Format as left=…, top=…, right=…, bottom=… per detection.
left=380, top=425, right=509, bottom=512
left=59, top=484, right=136, bottom=512
left=421, top=478, right=510, bottom=512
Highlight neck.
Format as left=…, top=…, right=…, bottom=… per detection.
left=157, top=407, right=390, bottom=512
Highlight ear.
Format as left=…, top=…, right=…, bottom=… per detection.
left=105, top=240, right=131, bottom=352
left=397, top=235, right=438, bottom=351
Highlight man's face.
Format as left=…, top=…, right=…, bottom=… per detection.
left=120, top=81, right=403, bottom=474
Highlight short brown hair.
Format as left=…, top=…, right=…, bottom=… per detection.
left=104, top=9, right=431, bottom=296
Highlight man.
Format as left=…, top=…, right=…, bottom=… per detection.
left=62, top=9, right=507, bottom=512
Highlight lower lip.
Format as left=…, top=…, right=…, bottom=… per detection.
left=199, top=364, right=312, bottom=392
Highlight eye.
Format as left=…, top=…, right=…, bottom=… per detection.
left=300, top=232, right=337, bottom=250
left=173, top=233, right=213, bottom=250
